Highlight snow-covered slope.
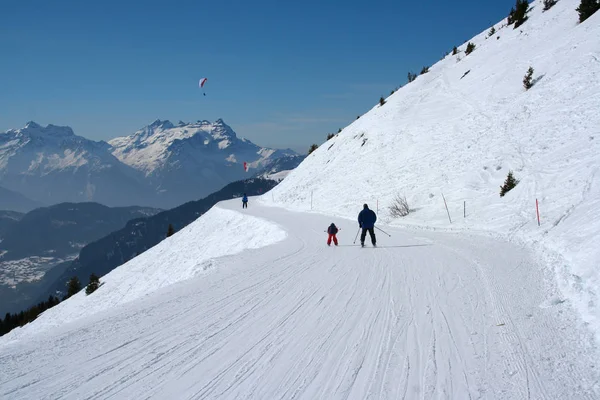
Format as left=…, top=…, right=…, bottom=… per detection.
left=0, top=122, right=152, bottom=207
left=262, top=0, right=600, bottom=340
left=109, top=119, right=297, bottom=207
left=1, top=200, right=598, bottom=398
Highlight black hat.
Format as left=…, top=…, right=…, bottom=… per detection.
left=363, top=203, right=369, bottom=209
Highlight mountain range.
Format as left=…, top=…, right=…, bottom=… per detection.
left=0, top=120, right=297, bottom=211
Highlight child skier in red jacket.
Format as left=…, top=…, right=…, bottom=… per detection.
left=327, top=223, right=339, bottom=246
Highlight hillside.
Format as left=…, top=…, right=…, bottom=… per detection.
left=0, top=203, right=161, bottom=315
left=0, top=186, right=41, bottom=213
left=262, top=0, right=600, bottom=339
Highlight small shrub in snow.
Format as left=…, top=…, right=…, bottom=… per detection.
left=85, top=273, right=100, bottom=295
left=420, top=66, right=429, bottom=75
left=488, top=26, right=496, bottom=37
left=389, top=194, right=410, bottom=217
left=576, top=0, right=600, bottom=22
left=407, top=72, right=417, bottom=83
left=338, top=128, right=342, bottom=133
left=379, top=97, right=386, bottom=106
left=327, top=133, right=335, bottom=140
left=500, top=171, right=520, bottom=197
left=523, top=67, right=534, bottom=90
left=465, top=42, right=476, bottom=55
left=543, top=0, right=558, bottom=11
left=308, top=144, right=319, bottom=155
left=452, top=46, right=458, bottom=55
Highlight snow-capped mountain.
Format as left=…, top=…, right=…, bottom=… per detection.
left=109, top=119, right=297, bottom=208
left=0, top=122, right=152, bottom=208
left=0, top=120, right=297, bottom=210
left=252, top=154, right=306, bottom=181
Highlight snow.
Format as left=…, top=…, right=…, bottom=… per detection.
left=108, top=119, right=297, bottom=178
left=0, top=207, right=286, bottom=340
left=0, top=200, right=598, bottom=399
left=262, top=0, right=600, bottom=344
left=1, top=1, right=599, bottom=398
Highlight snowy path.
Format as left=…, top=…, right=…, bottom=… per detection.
left=1, top=200, right=598, bottom=399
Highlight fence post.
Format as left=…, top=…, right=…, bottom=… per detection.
left=311, top=191, right=313, bottom=211
left=536, top=198, right=540, bottom=226
left=442, top=192, right=452, bottom=223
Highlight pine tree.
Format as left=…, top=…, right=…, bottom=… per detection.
left=513, top=0, right=530, bottom=28
left=488, top=26, right=496, bottom=37
left=167, top=223, right=175, bottom=237
left=465, top=42, right=476, bottom=55
left=576, top=0, right=600, bottom=22
left=66, top=276, right=82, bottom=298
left=327, top=133, right=335, bottom=140
left=508, top=6, right=516, bottom=24
left=379, top=97, right=386, bottom=106
left=543, top=0, right=558, bottom=11
left=420, top=66, right=429, bottom=75
left=523, top=67, right=534, bottom=90
left=86, top=273, right=100, bottom=295
left=407, top=72, right=417, bottom=82
left=452, top=46, right=458, bottom=55
left=500, top=171, right=520, bottom=197
left=308, top=144, right=319, bottom=155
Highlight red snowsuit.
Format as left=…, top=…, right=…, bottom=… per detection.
left=327, top=224, right=339, bottom=246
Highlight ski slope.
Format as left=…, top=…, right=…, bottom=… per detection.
left=262, top=0, right=600, bottom=341
left=1, top=200, right=598, bottom=399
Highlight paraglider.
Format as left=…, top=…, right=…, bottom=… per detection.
left=199, top=78, right=207, bottom=96
left=243, top=161, right=248, bottom=172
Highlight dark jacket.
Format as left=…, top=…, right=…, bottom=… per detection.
left=242, top=195, right=248, bottom=202
left=327, top=224, right=338, bottom=235
left=358, top=207, right=377, bottom=229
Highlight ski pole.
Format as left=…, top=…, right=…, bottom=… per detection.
left=353, top=228, right=360, bottom=244
left=375, top=226, right=391, bottom=237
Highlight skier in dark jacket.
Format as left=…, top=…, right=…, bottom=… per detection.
left=242, top=193, right=248, bottom=209
left=358, top=203, right=377, bottom=247
left=326, top=223, right=339, bottom=246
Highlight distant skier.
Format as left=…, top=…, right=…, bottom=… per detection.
left=358, top=203, right=377, bottom=247
left=327, top=223, right=339, bottom=246
left=242, top=193, right=248, bottom=209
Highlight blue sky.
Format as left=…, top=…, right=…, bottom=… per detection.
left=1, top=0, right=516, bottom=153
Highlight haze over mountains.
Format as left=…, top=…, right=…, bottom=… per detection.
left=0, top=119, right=299, bottom=211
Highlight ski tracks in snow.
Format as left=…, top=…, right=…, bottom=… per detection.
left=1, top=201, right=599, bottom=399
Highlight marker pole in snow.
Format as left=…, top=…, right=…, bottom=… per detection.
left=536, top=198, right=540, bottom=226
left=464, top=201, right=466, bottom=218
left=311, top=191, right=313, bottom=211
left=442, top=192, right=452, bottom=223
